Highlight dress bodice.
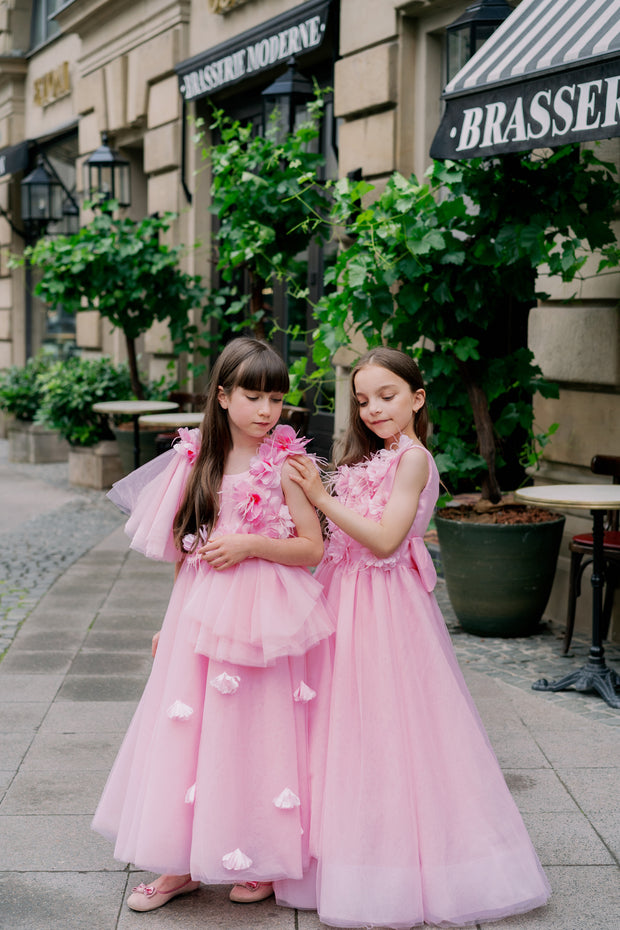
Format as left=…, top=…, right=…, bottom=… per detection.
left=179, top=425, right=310, bottom=561
left=323, top=436, right=438, bottom=591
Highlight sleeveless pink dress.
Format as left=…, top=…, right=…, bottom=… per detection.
left=313, top=437, right=550, bottom=928
left=92, top=426, right=333, bottom=899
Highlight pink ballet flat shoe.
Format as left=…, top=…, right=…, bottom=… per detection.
left=229, top=881, right=274, bottom=903
left=127, top=878, right=200, bottom=912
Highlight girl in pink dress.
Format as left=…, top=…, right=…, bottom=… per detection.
left=92, top=337, right=333, bottom=913
left=289, top=347, right=550, bottom=929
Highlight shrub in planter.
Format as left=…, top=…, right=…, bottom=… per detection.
left=302, top=146, right=619, bottom=635
left=0, top=352, right=53, bottom=421
left=35, top=356, right=134, bottom=446
left=20, top=204, right=207, bottom=399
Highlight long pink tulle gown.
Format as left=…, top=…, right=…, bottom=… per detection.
left=313, top=436, right=550, bottom=929
left=92, top=426, right=333, bottom=903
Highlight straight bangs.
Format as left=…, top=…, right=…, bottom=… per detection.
left=235, top=349, right=289, bottom=395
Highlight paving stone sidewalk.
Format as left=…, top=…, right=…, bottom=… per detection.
left=0, top=444, right=618, bottom=929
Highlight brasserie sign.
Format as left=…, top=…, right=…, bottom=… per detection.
left=431, top=58, right=620, bottom=159
left=176, top=0, right=330, bottom=101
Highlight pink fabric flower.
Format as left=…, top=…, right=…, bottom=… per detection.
left=234, top=484, right=268, bottom=525
left=266, top=425, right=310, bottom=463
left=174, top=427, right=201, bottom=464
left=249, top=457, right=281, bottom=488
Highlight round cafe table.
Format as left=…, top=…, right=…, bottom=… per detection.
left=92, top=400, right=179, bottom=471
left=138, top=412, right=204, bottom=429
left=515, top=484, right=620, bottom=709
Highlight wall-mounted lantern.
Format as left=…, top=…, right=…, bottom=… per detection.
left=20, top=156, right=64, bottom=232
left=261, top=58, right=315, bottom=141
left=446, top=0, right=513, bottom=85
left=83, top=131, right=131, bottom=207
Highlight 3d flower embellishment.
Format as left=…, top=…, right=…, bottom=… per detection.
left=209, top=672, right=241, bottom=694
left=222, top=848, right=253, bottom=870
left=293, top=681, right=316, bottom=703
left=182, top=526, right=208, bottom=566
left=263, top=425, right=310, bottom=464
left=185, top=783, right=196, bottom=804
left=249, top=456, right=280, bottom=489
left=365, top=454, right=388, bottom=487
left=232, top=483, right=270, bottom=526
left=173, top=427, right=201, bottom=464
left=273, top=787, right=301, bottom=809
left=167, top=700, right=193, bottom=720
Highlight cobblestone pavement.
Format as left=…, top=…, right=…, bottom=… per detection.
left=436, top=584, right=620, bottom=728
left=0, top=441, right=123, bottom=656
left=1, top=439, right=618, bottom=727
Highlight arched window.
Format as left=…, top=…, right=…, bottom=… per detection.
left=30, top=0, right=60, bottom=49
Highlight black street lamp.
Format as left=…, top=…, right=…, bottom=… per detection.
left=261, top=58, right=315, bottom=141
left=83, top=131, right=131, bottom=207
left=21, top=156, right=64, bottom=234
left=446, top=0, right=513, bottom=85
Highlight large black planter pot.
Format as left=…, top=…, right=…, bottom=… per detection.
left=435, top=511, right=566, bottom=637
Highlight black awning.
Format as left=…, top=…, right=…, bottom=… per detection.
left=431, top=0, right=620, bottom=160
left=175, top=0, right=332, bottom=102
left=0, top=141, right=30, bottom=179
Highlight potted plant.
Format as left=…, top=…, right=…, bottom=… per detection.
left=35, top=355, right=135, bottom=488
left=14, top=204, right=207, bottom=473
left=305, top=145, right=619, bottom=635
left=0, top=352, right=69, bottom=463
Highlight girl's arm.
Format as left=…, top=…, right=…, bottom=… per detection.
left=199, top=460, right=324, bottom=571
left=288, top=449, right=428, bottom=559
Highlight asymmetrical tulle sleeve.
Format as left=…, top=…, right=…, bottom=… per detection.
left=106, top=428, right=201, bottom=562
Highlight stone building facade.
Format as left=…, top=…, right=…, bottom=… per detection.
left=0, top=0, right=618, bottom=637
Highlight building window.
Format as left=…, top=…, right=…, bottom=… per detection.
left=30, top=0, right=60, bottom=49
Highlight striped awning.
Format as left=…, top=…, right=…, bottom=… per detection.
left=431, top=0, right=620, bottom=159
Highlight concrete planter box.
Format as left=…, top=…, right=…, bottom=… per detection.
left=68, top=441, right=125, bottom=490
left=8, top=420, right=70, bottom=464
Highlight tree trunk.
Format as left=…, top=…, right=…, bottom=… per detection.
left=249, top=271, right=266, bottom=341
left=125, top=334, right=144, bottom=399
left=456, top=359, right=502, bottom=503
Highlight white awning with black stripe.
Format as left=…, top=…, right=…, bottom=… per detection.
left=431, top=0, right=620, bottom=159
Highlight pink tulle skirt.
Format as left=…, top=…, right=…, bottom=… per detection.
left=312, top=558, right=550, bottom=928
left=92, top=560, right=333, bottom=888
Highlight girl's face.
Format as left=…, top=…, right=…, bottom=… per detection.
left=218, top=385, right=284, bottom=446
left=354, top=364, right=425, bottom=447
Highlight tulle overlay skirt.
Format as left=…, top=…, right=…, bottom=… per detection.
left=91, top=560, right=333, bottom=890
left=313, top=558, right=550, bottom=929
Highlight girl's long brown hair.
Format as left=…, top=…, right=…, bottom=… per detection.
left=173, top=337, right=289, bottom=552
left=338, top=347, right=428, bottom=467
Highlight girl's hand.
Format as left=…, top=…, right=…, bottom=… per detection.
left=288, top=456, right=328, bottom=508
left=199, top=534, right=254, bottom=571
left=152, top=630, right=161, bottom=658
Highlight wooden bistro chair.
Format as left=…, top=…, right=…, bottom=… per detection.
left=563, top=454, right=620, bottom=653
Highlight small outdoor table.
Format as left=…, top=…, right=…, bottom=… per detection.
left=92, top=400, right=179, bottom=471
left=515, top=484, right=620, bottom=709
left=138, top=412, right=204, bottom=429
